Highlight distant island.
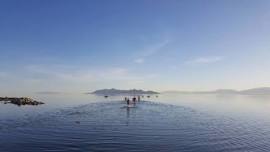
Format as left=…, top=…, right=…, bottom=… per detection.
left=163, top=87, right=270, bottom=95
left=90, top=88, right=159, bottom=96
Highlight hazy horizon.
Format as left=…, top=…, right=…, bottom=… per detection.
left=1, top=0, right=270, bottom=94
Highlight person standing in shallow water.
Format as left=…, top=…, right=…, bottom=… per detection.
left=138, top=96, right=141, bottom=102
left=126, top=98, right=130, bottom=105
left=132, top=97, right=136, bottom=103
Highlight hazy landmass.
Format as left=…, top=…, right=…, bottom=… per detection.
left=163, top=87, right=270, bottom=95
left=240, top=87, right=270, bottom=95
left=90, top=88, right=159, bottom=96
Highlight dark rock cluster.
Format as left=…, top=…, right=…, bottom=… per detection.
left=0, top=97, right=44, bottom=106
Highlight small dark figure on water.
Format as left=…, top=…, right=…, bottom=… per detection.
left=126, top=98, right=130, bottom=105
left=138, top=96, right=141, bottom=102
left=132, top=97, right=136, bottom=103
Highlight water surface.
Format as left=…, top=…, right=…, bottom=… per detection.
left=1, top=93, right=270, bottom=152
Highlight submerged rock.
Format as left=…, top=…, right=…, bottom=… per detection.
left=0, top=97, right=44, bottom=106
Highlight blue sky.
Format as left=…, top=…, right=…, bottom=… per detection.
left=1, top=0, right=270, bottom=94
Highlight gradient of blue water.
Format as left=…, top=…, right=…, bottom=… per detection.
left=1, top=93, right=270, bottom=152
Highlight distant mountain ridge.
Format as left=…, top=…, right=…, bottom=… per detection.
left=90, top=88, right=159, bottom=96
left=163, top=87, right=270, bottom=95
left=240, top=87, right=270, bottom=95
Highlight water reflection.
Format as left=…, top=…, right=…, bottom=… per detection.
left=126, top=106, right=130, bottom=126
left=1, top=94, right=270, bottom=151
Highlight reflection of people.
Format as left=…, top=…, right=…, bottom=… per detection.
left=138, top=96, right=141, bottom=102
left=126, top=105, right=130, bottom=126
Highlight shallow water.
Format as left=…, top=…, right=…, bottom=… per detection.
left=1, top=93, right=270, bottom=152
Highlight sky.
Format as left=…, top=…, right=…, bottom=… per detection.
left=1, top=0, right=270, bottom=94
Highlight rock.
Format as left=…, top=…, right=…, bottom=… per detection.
left=0, top=97, right=44, bottom=106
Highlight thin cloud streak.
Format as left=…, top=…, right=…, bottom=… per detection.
left=141, top=40, right=170, bottom=57
left=0, top=72, right=8, bottom=78
left=185, top=56, right=224, bottom=65
left=20, top=65, right=159, bottom=91
left=134, top=58, right=144, bottom=64
left=134, top=39, right=170, bottom=64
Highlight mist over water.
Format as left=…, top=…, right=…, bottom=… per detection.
left=1, top=93, right=270, bottom=152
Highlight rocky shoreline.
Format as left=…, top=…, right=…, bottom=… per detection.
left=0, top=97, right=44, bottom=106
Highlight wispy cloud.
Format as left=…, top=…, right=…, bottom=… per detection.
left=20, top=64, right=159, bottom=91
left=0, top=72, right=8, bottom=78
left=185, top=56, right=223, bottom=65
left=134, top=58, right=144, bottom=64
left=134, top=40, right=170, bottom=64
left=24, top=65, right=129, bottom=82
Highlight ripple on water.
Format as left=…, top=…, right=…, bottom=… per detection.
left=1, top=101, right=270, bottom=152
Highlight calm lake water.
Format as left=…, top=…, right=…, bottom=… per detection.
left=1, top=93, right=270, bottom=152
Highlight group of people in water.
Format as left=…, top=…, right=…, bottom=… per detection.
left=124, top=96, right=141, bottom=105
